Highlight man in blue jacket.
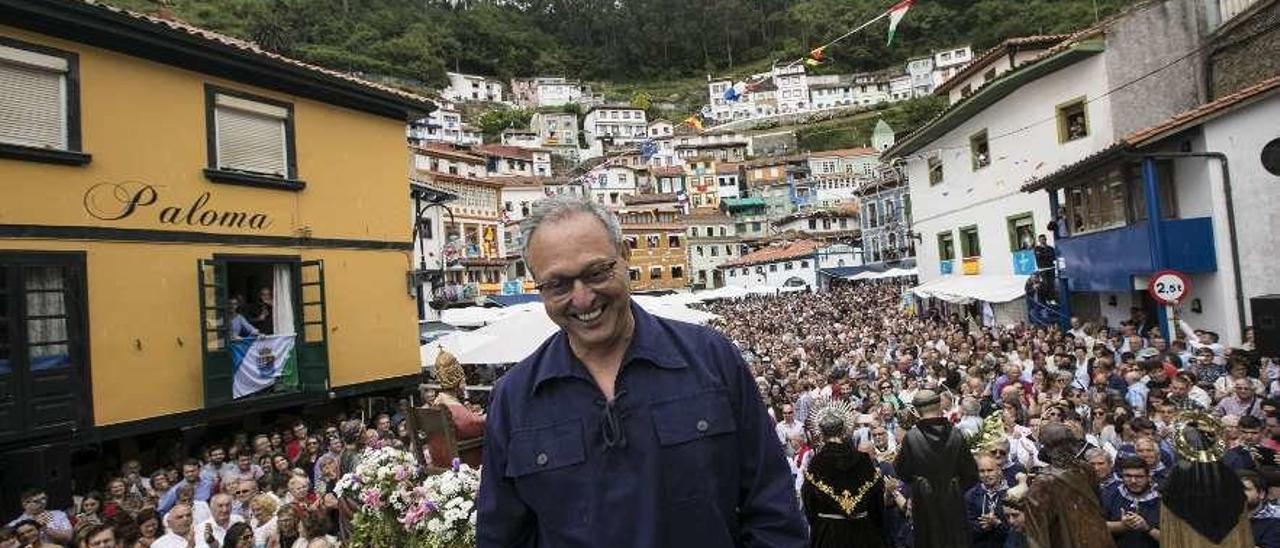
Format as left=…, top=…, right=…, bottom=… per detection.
left=476, top=196, right=807, bottom=547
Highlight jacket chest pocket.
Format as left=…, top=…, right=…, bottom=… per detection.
left=507, top=418, right=589, bottom=529
left=650, top=389, right=738, bottom=501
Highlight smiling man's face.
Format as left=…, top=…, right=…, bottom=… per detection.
left=526, top=211, right=633, bottom=352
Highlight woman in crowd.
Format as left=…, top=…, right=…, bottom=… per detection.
left=133, top=508, right=162, bottom=548
left=249, top=494, right=278, bottom=548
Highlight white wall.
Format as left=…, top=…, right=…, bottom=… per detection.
left=1197, top=93, right=1280, bottom=343
left=907, top=54, right=1115, bottom=285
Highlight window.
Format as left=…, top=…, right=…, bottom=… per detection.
left=671, top=266, right=684, bottom=279
left=769, top=264, right=778, bottom=272
left=667, top=234, right=681, bottom=248
left=800, top=260, right=809, bottom=268
left=1007, top=213, right=1035, bottom=251
left=1057, top=98, right=1089, bottom=142
left=0, top=38, right=87, bottom=165
left=719, top=226, right=727, bottom=237
left=710, top=247, right=719, bottom=257
left=696, top=246, right=704, bottom=256
left=646, top=234, right=660, bottom=248
left=504, top=201, right=513, bottom=212
left=1128, top=161, right=1178, bottom=222
left=725, top=245, right=732, bottom=255
left=983, top=68, right=997, bottom=82
left=751, top=222, right=761, bottom=232
left=938, top=232, right=955, bottom=261
left=959, top=225, right=981, bottom=258
left=206, top=87, right=300, bottom=188
left=0, top=253, right=91, bottom=436
left=928, top=155, right=944, bottom=185
left=784, top=262, right=793, bottom=270
left=808, top=219, right=817, bottom=230
left=840, top=218, right=848, bottom=229
left=649, top=266, right=663, bottom=280
left=629, top=268, right=641, bottom=281
left=970, top=130, right=990, bottom=170
left=625, top=235, right=638, bottom=250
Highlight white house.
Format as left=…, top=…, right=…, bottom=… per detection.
left=886, top=0, right=1209, bottom=326
left=808, top=74, right=855, bottom=109
left=684, top=209, right=741, bottom=289
left=889, top=74, right=914, bottom=102
left=413, top=143, right=487, bottom=179
left=647, top=119, right=675, bottom=139
left=934, top=36, right=1069, bottom=105
left=772, top=63, right=810, bottom=113
left=715, top=163, right=742, bottom=200
left=510, top=77, right=589, bottom=108
left=1023, top=75, right=1280, bottom=345
left=807, top=147, right=880, bottom=178
left=500, top=128, right=541, bottom=148
left=587, top=165, right=642, bottom=207
left=906, top=56, right=936, bottom=97
left=583, top=105, right=648, bottom=148
left=408, top=103, right=481, bottom=146
left=931, top=46, right=974, bottom=89
left=721, top=240, right=859, bottom=289
left=772, top=207, right=860, bottom=238
left=477, top=145, right=536, bottom=178
left=443, top=72, right=504, bottom=103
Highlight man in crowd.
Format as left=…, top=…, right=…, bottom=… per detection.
left=776, top=404, right=804, bottom=454
left=1242, top=470, right=1280, bottom=548
left=6, top=488, right=73, bottom=546
left=160, top=460, right=213, bottom=514
left=895, top=390, right=978, bottom=547
left=964, top=455, right=1009, bottom=548
left=152, top=503, right=194, bottom=548
left=1103, top=456, right=1160, bottom=548
left=477, top=196, right=807, bottom=547
left=195, top=493, right=243, bottom=548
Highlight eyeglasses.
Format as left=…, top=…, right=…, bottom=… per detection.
left=534, top=259, right=618, bottom=298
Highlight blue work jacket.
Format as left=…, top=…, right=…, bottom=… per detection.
left=476, top=302, right=808, bottom=547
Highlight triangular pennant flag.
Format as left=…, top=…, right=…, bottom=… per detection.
left=886, top=0, right=914, bottom=45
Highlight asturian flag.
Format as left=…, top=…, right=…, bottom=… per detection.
left=231, top=334, right=298, bottom=399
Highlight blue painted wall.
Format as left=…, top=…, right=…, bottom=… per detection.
left=1058, top=217, right=1217, bottom=291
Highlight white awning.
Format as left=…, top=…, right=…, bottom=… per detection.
left=426, top=298, right=720, bottom=365
left=877, top=267, right=918, bottom=279
left=911, top=275, right=1028, bottom=304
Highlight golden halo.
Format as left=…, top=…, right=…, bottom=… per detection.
left=1171, top=410, right=1225, bottom=463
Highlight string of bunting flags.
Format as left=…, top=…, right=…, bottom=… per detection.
left=683, top=0, right=915, bottom=131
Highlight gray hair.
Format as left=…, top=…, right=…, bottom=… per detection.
left=519, top=195, right=625, bottom=272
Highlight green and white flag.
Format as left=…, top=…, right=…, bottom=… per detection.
left=886, top=0, right=914, bottom=45
left=231, top=334, right=297, bottom=398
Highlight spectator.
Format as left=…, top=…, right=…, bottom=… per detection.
left=152, top=503, right=194, bottom=548
left=159, top=460, right=213, bottom=514
left=1242, top=470, right=1280, bottom=548
left=135, top=507, right=163, bottom=547
left=1218, top=377, right=1267, bottom=419
left=194, top=494, right=243, bottom=548
left=79, top=523, right=118, bottom=548
left=7, top=488, right=73, bottom=546
left=1103, top=456, right=1160, bottom=548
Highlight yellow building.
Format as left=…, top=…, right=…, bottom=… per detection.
left=0, top=1, right=434, bottom=507
left=618, top=194, right=689, bottom=291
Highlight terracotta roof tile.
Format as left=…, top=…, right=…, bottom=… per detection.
left=808, top=147, right=878, bottom=158
left=416, top=143, right=485, bottom=163
left=1125, top=75, right=1280, bottom=146
left=476, top=144, right=535, bottom=160
left=623, top=193, right=679, bottom=205
left=721, top=240, right=821, bottom=268
left=934, top=34, right=1073, bottom=95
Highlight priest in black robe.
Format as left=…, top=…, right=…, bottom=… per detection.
left=895, top=390, right=979, bottom=548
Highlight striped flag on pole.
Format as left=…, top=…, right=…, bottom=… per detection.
left=886, top=0, right=914, bottom=45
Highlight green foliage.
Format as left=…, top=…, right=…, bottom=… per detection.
left=476, top=107, right=533, bottom=139
left=101, top=0, right=1137, bottom=91
left=795, top=96, right=946, bottom=152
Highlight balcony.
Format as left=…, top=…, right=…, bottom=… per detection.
left=1056, top=217, right=1216, bottom=291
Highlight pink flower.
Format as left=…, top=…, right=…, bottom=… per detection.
left=361, top=488, right=384, bottom=509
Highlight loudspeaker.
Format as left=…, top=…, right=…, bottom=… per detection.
left=1252, top=295, right=1280, bottom=357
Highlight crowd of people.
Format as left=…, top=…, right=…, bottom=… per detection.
left=8, top=276, right=1276, bottom=547
left=0, top=386, right=468, bottom=548
left=703, top=282, right=1273, bottom=547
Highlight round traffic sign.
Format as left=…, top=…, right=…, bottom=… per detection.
left=1148, top=270, right=1191, bottom=305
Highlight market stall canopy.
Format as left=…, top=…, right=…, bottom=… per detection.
left=911, top=275, right=1028, bottom=304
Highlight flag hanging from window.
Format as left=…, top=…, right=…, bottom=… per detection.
left=231, top=334, right=297, bottom=399
left=886, top=0, right=914, bottom=45
left=640, top=139, right=659, bottom=161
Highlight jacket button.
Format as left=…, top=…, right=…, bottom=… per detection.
left=536, top=453, right=548, bottom=466
left=696, top=419, right=709, bottom=432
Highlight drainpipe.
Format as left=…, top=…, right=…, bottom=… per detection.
left=1125, top=151, right=1244, bottom=342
